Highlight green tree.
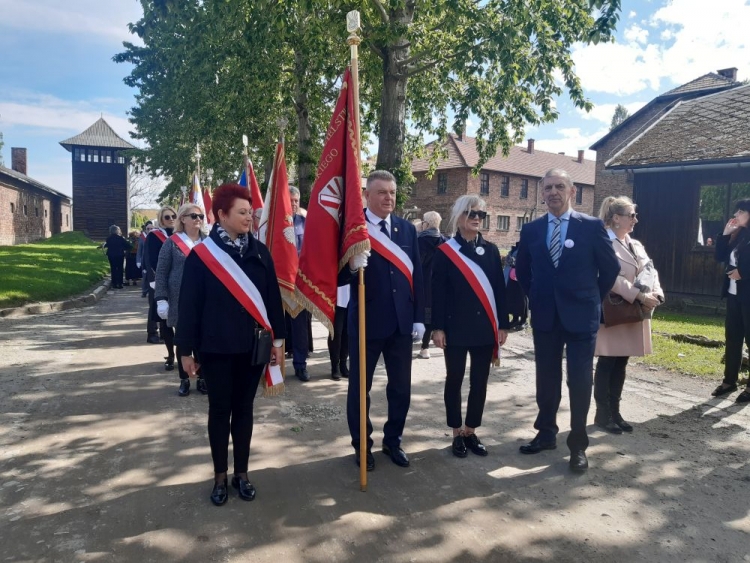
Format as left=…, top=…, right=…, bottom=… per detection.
left=610, top=103, right=630, bottom=131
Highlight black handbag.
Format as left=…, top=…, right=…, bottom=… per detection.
left=602, top=293, right=644, bottom=328
left=251, top=325, right=273, bottom=365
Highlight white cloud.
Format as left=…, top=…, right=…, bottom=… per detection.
left=624, top=24, right=649, bottom=45
left=572, top=41, right=664, bottom=95
left=532, top=127, right=608, bottom=160
left=0, top=0, right=142, bottom=44
left=628, top=10, right=637, bottom=18
left=576, top=101, right=648, bottom=125
left=660, top=29, right=673, bottom=41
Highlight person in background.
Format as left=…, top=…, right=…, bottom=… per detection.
left=327, top=285, right=350, bottom=381
left=155, top=203, right=208, bottom=397
left=102, top=225, right=131, bottom=289
left=252, top=208, right=263, bottom=239
left=432, top=195, right=508, bottom=458
left=144, top=207, right=177, bottom=359
left=594, top=196, right=663, bottom=434
left=176, top=184, right=286, bottom=506
left=411, top=218, right=424, bottom=234
left=289, top=186, right=312, bottom=382
left=417, top=210, right=447, bottom=359
left=137, top=221, right=154, bottom=298
left=125, top=230, right=141, bottom=286
left=714, top=198, right=750, bottom=403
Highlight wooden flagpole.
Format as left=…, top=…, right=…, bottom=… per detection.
left=347, top=10, right=367, bottom=492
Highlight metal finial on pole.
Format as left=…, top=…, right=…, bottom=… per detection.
left=277, top=116, right=289, bottom=144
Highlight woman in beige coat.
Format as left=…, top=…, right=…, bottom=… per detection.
left=594, top=196, right=664, bottom=434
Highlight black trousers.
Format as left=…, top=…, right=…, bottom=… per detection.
left=291, top=310, right=310, bottom=370
left=108, top=255, right=124, bottom=287
left=724, top=294, right=750, bottom=386
left=347, top=328, right=412, bottom=451
left=200, top=353, right=264, bottom=474
left=444, top=344, right=494, bottom=429
left=146, top=289, right=158, bottom=337
left=532, top=316, right=597, bottom=452
left=594, top=356, right=629, bottom=416
left=327, top=306, right=349, bottom=371
left=421, top=324, right=433, bottom=350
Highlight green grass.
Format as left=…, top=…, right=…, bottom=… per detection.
left=0, top=232, right=109, bottom=309
left=633, top=310, right=726, bottom=378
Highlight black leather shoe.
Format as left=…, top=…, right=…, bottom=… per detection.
left=231, top=475, right=256, bottom=501
left=519, top=437, right=557, bottom=454
left=595, top=418, right=623, bottom=434
left=178, top=379, right=190, bottom=397
left=196, top=378, right=208, bottom=395
left=210, top=478, right=228, bottom=506
left=382, top=444, right=410, bottom=467
left=285, top=351, right=293, bottom=359
left=355, top=450, right=375, bottom=471
left=331, top=369, right=341, bottom=381
left=712, top=383, right=738, bottom=397
left=295, top=368, right=310, bottom=382
left=569, top=450, right=589, bottom=472
left=736, top=389, right=750, bottom=403
left=147, top=335, right=160, bottom=344
left=452, top=435, right=468, bottom=458
left=339, top=362, right=350, bottom=378
left=464, top=433, right=488, bottom=456
left=612, top=413, right=633, bottom=432
left=164, top=357, right=175, bottom=371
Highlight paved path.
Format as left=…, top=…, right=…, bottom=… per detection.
left=1, top=286, right=748, bottom=562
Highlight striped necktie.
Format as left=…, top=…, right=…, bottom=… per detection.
left=549, top=217, right=562, bottom=267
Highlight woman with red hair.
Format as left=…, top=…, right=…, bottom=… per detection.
left=176, top=184, right=286, bottom=506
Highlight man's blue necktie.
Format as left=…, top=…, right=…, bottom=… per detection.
left=379, top=219, right=389, bottom=239
left=549, top=218, right=562, bottom=268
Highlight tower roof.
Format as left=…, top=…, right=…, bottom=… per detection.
left=60, top=117, right=136, bottom=152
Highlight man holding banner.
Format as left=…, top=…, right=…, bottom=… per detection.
left=340, top=170, right=425, bottom=470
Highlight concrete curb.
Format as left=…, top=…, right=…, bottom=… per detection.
left=0, top=278, right=112, bottom=319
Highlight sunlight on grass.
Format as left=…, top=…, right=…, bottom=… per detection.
left=0, top=232, right=109, bottom=308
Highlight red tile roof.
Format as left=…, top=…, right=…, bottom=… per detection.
left=412, top=134, right=595, bottom=185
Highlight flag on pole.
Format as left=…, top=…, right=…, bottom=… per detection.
left=294, top=68, right=370, bottom=334
left=261, top=142, right=302, bottom=317
left=239, top=158, right=264, bottom=215
left=190, top=172, right=206, bottom=212
left=203, top=187, right=213, bottom=224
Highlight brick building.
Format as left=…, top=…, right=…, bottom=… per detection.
left=408, top=133, right=595, bottom=248
left=590, top=68, right=740, bottom=212
left=60, top=118, right=135, bottom=240
left=0, top=148, right=72, bottom=246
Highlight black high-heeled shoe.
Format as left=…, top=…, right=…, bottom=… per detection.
left=210, top=478, right=228, bottom=506
left=231, top=475, right=256, bottom=501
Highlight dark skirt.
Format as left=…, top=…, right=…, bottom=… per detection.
left=125, top=253, right=141, bottom=280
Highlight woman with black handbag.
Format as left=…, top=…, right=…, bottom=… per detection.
left=176, top=184, right=286, bottom=506
left=713, top=199, right=750, bottom=403
left=594, top=196, right=663, bottom=434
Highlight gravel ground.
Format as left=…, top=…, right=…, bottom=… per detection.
left=0, top=286, right=748, bottom=563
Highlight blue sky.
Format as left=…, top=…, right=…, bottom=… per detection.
left=1, top=0, right=749, bottom=197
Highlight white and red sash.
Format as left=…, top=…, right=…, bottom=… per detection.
left=193, top=237, right=283, bottom=389
left=170, top=232, right=199, bottom=257
left=366, top=221, right=414, bottom=292
left=152, top=229, right=168, bottom=243
left=439, top=238, right=500, bottom=359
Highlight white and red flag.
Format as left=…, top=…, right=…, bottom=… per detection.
left=260, top=142, right=302, bottom=317
left=190, top=172, right=206, bottom=213
left=239, top=157, right=264, bottom=217
left=295, top=68, right=370, bottom=334
left=202, top=187, right=213, bottom=224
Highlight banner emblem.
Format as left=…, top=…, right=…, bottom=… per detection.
left=319, top=176, right=344, bottom=224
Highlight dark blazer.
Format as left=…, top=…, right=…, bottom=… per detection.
left=103, top=234, right=131, bottom=258
left=418, top=228, right=447, bottom=310
left=144, top=228, right=174, bottom=283
left=431, top=232, right=509, bottom=347
left=175, top=225, right=286, bottom=357
left=516, top=210, right=619, bottom=333
left=339, top=211, right=425, bottom=339
left=716, top=232, right=750, bottom=302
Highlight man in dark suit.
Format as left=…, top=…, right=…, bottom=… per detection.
left=516, top=168, right=619, bottom=472
left=342, top=170, right=425, bottom=471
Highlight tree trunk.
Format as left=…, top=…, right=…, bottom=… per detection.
left=294, top=49, right=314, bottom=203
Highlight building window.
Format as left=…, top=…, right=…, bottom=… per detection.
left=697, top=183, right=750, bottom=246
left=74, top=148, right=83, bottom=162
left=575, top=185, right=583, bottom=205
left=35, top=207, right=39, bottom=217
left=10, top=202, right=15, bottom=214
left=115, top=151, right=125, bottom=164
left=480, top=172, right=489, bottom=195
left=45, top=209, right=48, bottom=218
left=23, top=205, right=28, bottom=216
left=501, top=176, right=509, bottom=197
left=516, top=216, right=529, bottom=231
left=520, top=179, right=528, bottom=199
left=93, top=149, right=100, bottom=163
left=66, top=214, right=69, bottom=226
left=497, top=215, right=510, bottom=231
left=437, top=172, right=448, bottom=194
left=482, top=214, right=490, bottom=230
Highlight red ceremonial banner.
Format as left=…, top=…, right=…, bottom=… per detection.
left=265, top=142, right=301, bottom=316
left=203, top=189, right=213, bottom=224
left=295, top=68, right=370, bottom=334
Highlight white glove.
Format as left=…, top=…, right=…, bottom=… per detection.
left=349, top=250, right=371, bottom=271
left=136, top=262, right=141, bottom=269
left=157, top=300, right=169, bottom=320
left=412, top=323, right=426, bottom=341
left=149, top=281, right=156, bottom=289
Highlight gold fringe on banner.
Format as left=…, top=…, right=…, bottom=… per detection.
left=293, top=284, right=335, bottom=337
left=263, top=380, right=285, bottom=397
left=338, top=238, right=371, bottom=273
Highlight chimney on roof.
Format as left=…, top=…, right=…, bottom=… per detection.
left=456, top=123, right=466, bottom=142
left=11, top=148, right=27, bottom=175
left=578, top=150, right=585, bottom=163
left=527, top=139, right=535, bottom=154
left=717, top=67, right=738, bottom=81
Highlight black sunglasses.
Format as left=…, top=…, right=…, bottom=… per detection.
left=188, top=213, right=205, bottom=220
left=162, top=214, right=176, bottom=220
left=467, top=210, right=488, bottom=220
left=618, top=212, right=638, bottom=219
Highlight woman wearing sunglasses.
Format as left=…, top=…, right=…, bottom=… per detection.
left=594, top=196, right=663, bottom=433
left=431, top=195, right=509, bottom=458
left=155, top=204, right=208, bottom=396
left=144, top=206, right=178, bottom=368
